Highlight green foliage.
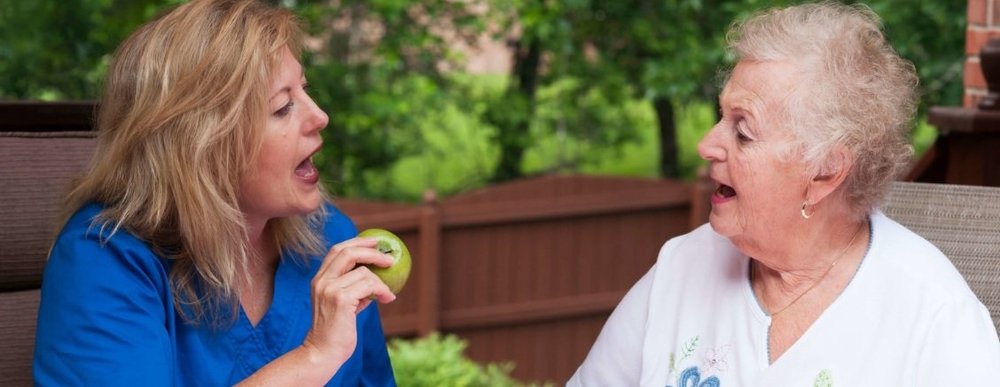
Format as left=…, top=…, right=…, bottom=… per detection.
left=865, top=0, right=966, bottom=113
left=0, top=0, right=964, bottom=200
left=293, top=0, right=491, bottom=199
left=387, top=332, right=552, bottom=387
left=385, top=74, right=503, bottom=200
left=524, top=77, right=658, bottom=177
left=0, top=0, right=182, bottom=99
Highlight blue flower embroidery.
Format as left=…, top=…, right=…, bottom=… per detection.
left=670, top=366, right=720, bottom=387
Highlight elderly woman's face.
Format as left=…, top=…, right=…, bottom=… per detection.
left=240, top=46, right=329, bottom=223
left=697, top=60, right=811, bottom=246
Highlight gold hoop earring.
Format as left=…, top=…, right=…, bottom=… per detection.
left=801, top=201, right=813, bottom=219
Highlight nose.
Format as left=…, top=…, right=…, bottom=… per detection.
left=697, top=123, right=725, bottom=162
left=303, top=96, right=329, bottom=134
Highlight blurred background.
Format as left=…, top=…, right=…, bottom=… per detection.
left=0, top=0, right=962, bottom=202
left=0, top=0, right=975, bottom=385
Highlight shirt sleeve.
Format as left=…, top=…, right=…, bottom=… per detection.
left=914, top=297, right=1000, bottom=385
left=566, top=264, right=656, bottom=387
left=33, top=219, right=175, bottom=386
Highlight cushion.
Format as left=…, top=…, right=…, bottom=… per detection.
left=0, top=131, right=96, bottom=291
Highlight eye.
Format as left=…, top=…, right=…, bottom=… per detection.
left=735, top=119, right=753, bottom=143
left=274, top=100, right=294, bottom=118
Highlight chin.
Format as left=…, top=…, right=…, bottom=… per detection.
left=276, top=195, right=323, bottom=218
left=300, top=192, right=325, bottom=213
left=707, top=213, right=739, bottom=238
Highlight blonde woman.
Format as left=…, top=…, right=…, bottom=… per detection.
left=569, top=3, right=1000, bottom=386
left=33, top=0, right=397, bottom=385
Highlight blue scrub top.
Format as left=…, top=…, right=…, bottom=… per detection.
left=34, top=203, right=396, bottom=386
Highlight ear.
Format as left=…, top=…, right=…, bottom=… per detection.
left=805, top=146, right=853, bottom=205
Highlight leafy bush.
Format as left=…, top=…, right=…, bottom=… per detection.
left=387, top=332, right=551, bottom=387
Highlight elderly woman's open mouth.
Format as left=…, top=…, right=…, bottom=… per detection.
left=713, top=183, right=737, bottom=204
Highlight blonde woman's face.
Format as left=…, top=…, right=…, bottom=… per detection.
left=696, top=60, right=811, bottom=251
left=240, top=47, right=328, bottom=224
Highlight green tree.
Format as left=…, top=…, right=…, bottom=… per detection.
left=492, top=0, right=964, bottom=179
left=0, top=0, right=182, bottom=100
left=292, top=0, right=493, bottom=198
left=554, top=0, right=740, bottom=178
left=864, top=0, right=966, bottom=113
left=0, top=0, right=968, bottom=197
left=480, top=0, right=805, bottom=179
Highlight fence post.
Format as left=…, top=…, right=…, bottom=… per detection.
left=416, top=190, right=441, bottom=335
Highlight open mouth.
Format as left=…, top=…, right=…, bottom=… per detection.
left=715, top=183, right=737, bottom=199
left=295, top=156, right=318, bottom=180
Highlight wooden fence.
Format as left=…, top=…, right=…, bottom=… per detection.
left=338, top=175, right=697, bottom=384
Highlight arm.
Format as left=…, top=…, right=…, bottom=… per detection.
left=34, top=223, right=175, bottom=386
left=566, top=265, right=656, bottom=387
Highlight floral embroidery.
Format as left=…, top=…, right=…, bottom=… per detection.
left=668, top=336, right=700, bottom=377
left=813, top=370, right=833, bottom=387
left=665, top=336, right=724, bottom=386
left=702, top=345, right=731, bottom=373
left=671, top=366, right=721, bottom=387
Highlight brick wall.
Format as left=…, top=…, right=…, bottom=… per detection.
left=965, top=0, right=1000, bottom=107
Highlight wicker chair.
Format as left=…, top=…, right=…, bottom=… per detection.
left=0, top=130, right=96, bottom=387
left=882, top=181, right=1000, bottom=334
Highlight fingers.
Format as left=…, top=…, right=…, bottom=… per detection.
left=333, top=266, right=396, bottom=305
left=302, top=241, right=398, bottom=367
left=312, top=266, right=396, bottom=321
left=316, top=237, right=394, bottom=279
left=311, top=236, right=397, bottom=319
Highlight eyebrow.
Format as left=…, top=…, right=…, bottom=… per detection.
left=269, top=66, right=306, bottom=101
left=269, top=87, right=292, bottom=105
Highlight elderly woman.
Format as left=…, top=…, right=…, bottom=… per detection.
left=569, top=3, right=1000, bottom=386
left=33, top=0, right=397, bottom=385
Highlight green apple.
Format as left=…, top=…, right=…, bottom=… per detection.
left=358, top=228, right=412, bottom=294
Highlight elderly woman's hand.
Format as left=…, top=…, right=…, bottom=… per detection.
left=302, top=237, right=396, bottom=366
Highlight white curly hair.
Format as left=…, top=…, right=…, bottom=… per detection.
left=726, top=1, right=920, bottom=218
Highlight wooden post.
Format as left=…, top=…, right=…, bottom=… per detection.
left=416, top=190, right=441, bottom=335
left=978, top=39, right=1000, bottom=110
left=919, top=38, right=1000, bottom=187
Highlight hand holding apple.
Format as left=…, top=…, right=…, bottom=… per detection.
left=358, top=228, right=411, bottom=294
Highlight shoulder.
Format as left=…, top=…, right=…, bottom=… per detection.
left=298, top=202, right=359, bottom=270
left=867, top=211, right=975, bottom=302
left=49, top=203, right=170, bottom=282
left=319, top=201, right=359, bottom=247
left=643, top=223, right=745, bottom=307
left=655, top=223, right=741, bottom=273
left=855, top=211, right=996, bottom=347
left=36, top=204, right=176, bottom=385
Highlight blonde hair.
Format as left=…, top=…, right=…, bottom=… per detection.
left=61, top=0, right=327, bottom=325
left=727, top=1, right=919, bottom=218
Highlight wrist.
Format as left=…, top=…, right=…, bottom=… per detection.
left=299, top=339, right=352, bottom=370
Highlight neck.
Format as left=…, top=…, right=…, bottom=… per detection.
left=246, top=215, right=278, bottom=267
left=751, top=202, right=863, bottom=268
left=751, top=216, right=869, bottom=315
